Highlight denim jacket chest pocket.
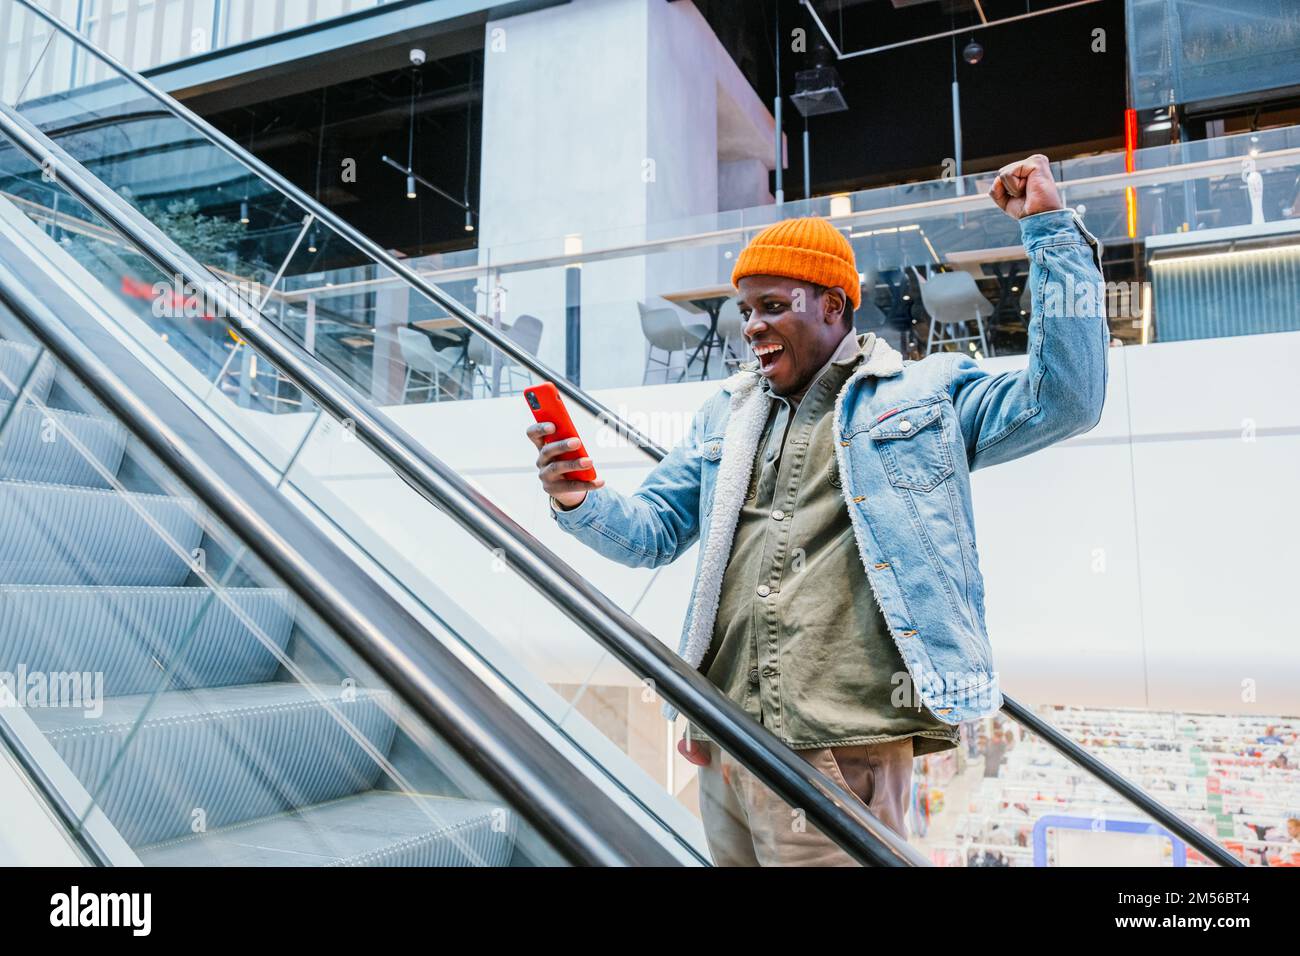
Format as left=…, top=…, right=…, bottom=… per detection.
left=863, top=401, right=954, bottom=492
left=700, top=435, right=724, bottom=515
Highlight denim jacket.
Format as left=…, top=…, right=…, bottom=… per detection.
left=553, top=209, right=1107, bottom=725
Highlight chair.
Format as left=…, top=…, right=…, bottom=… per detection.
left=916, top=270, right=994, bottom=357
left=502, top=314, right=543, bottom=393
left=638, top=301, right=708, bottom=384
left=467, top=314, right=544, bottom=396
left=717, top=297, right=746, bottom=369
left=397, top=326, right=453, bottom=402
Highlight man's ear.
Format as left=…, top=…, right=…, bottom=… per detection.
left=821, top=287, right=847, bottom=326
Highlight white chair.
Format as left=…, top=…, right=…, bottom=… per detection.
left=916, top=271, right=994, bottom=357
left=467, top=314, right=544, bottom=396
left=501, top=314, right=542, bottom=393
left=638, top=301, right=708, bottom=384
left=717, top=297, right=747, bottom=370
left=397, top=326, right=453, bottom=402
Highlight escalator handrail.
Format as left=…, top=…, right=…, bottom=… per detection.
left=0, top=103, right=924, bottom=867
left=0, top=255, right=690, bottom=868
left=0, top=715, right=113, bottom=865
left=998, top=698, right=1240, bottom=866
left=14, top=1, right=1239, bottom=868
left=14, top=0, right=667, bottom=461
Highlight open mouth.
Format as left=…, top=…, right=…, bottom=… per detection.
left=752, top=341, right=785, bottom=375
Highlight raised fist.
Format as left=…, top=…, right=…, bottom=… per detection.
left=989, top=154, right=1064, bottom=220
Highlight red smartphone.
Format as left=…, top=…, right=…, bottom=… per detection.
left=524, top=382, right=597, bottom=482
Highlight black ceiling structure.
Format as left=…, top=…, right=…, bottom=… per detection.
left=193, top=0, right=1127, bottom=258
left=690, top=0, right=1128, bottom=195
left=206, top=52, right=481, bottom=261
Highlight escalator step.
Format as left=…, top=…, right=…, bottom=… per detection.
left=0, top=585, right=293, bottom=696
left=138, top=790, right=516, bottom=867
left=32, top=682, right=397, bottom=847
left=0, top=400, right=128, bottom=487
left=0, top=479, right=203, bottom=586
left=0, top=340, right=55, bottom=403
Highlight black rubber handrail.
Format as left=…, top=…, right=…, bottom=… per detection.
left=0, top=100, right=921, bottom=866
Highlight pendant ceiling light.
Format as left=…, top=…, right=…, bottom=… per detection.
left=308, top=88, right=326, bottom=255
left=380, top=48, right=479, bottom=228
left=406, top=51, right=421, bottom=199
left=239, top=115, right=252, bottom=223
left=463, top=56, right=474, bottom=230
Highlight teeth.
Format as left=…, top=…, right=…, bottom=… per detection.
left=753, top=343, right=783, bottom=356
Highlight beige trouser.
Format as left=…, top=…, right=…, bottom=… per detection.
left=696, top=738, right=913, bottom=867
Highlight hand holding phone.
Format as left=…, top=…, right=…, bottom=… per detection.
left=524, top=383, right=604, bottom=509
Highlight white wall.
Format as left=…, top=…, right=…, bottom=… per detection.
left=265, top=331, right=1300, bottom=717
left=476, top=0, right=775, bottom=389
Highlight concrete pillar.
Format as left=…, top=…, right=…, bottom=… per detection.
left=478, top=0, right=776, bottom=388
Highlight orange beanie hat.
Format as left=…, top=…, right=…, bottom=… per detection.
left=730, top=217, right=861, bottom=310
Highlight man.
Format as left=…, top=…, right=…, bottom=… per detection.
left=527, top=155, right=1107, bottom=866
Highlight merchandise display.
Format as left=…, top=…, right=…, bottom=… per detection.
left=913, top=705, right=1300, bottom=866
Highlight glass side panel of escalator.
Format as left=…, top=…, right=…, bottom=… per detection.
left=0, top=300, right=568, bottom=867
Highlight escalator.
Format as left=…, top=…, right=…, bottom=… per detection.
left=0, top=264, right=688, bottom=866
left=0, top=343, right=499, bottom=868
left=0, top=0, right=1243, bottom=868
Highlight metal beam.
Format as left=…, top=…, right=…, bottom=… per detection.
left=801, top=0, right=1105, bottom=61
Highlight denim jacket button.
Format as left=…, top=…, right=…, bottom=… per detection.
left=898, top=419, right=913, bottom=433
left=748, top=668, right=760, bottom=686
left=771, top=509, right=785, bottom=521
left=756, top=584, right=771, bottom=597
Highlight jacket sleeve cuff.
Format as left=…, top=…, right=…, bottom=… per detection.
left=1019, top=207, right=1103, bottom=271
left=549, top=488, right=602, bottom=529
